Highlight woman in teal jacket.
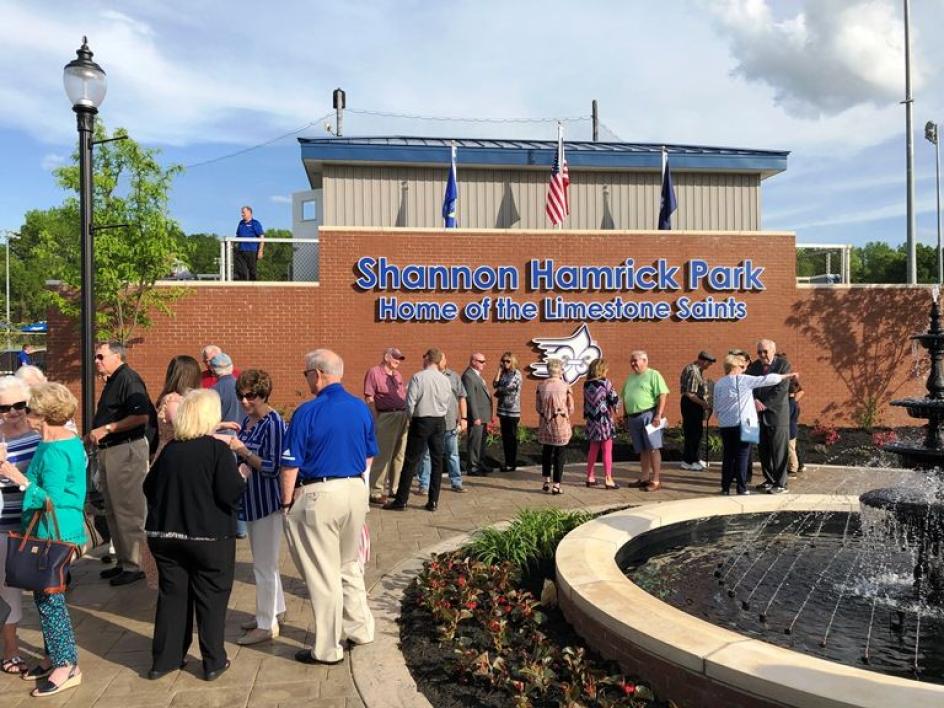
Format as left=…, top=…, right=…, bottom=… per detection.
left=0, top=382, right=86, bottom=698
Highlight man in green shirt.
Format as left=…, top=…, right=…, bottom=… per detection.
left=620, top=350, right=670, bottom=492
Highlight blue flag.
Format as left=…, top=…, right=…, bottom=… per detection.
left=442, top=145, right=458, bottom=228
left=658, top=149, right=677, bottom=230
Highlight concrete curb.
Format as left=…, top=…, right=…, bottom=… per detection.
left=350, top=502, right=626, bottom=708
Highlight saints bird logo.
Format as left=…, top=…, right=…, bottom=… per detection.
left=529, top=324, right=602, bottom=384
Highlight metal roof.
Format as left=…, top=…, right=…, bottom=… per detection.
left=299, top=136, right=789, bottom=183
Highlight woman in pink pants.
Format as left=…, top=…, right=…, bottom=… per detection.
left=583, top=359, right=620, bottom=489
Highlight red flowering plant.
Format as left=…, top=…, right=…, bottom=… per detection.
left=872, top=430, right=898, bottom=448
left=812, top=422, right=840, bottom=447
left=485, top=418, right=501, bottom=446
left=410, top=521, right=661, bottom=706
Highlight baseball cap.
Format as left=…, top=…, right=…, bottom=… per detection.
left=697, top=350, right=716, bottom=363
left=384, top=347, right=406, bottom=360
left=209, top=353, right=233, bottom=369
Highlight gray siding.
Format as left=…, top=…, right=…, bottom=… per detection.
left=322, top=165, right=760, bottom=231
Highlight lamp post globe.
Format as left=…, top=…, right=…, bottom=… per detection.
left=64, top=36, right=106, bottom=436
left=63, top=36, right=107, bottom=111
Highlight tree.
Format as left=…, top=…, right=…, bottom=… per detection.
left=257, top=228, right=295, bottom=281
left=31, top=124, right=187, bottom=344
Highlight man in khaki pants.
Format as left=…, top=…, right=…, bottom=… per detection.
left=363, top=347, right=408, bottom=504
left=282, top=349, right=376, bottom=665
left=88, top=342, right=155, bottom=587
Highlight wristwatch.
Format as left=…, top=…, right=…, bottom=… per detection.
left=105, top=423, right=115, bottom=434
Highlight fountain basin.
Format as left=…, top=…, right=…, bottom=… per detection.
left=881, top=442, right=944, bottom=468
left=556, top=496, right=944, bottom=708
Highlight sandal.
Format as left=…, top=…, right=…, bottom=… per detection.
left=552, top=484, right=562, bottom=495
left=31, top=667, right=81, bottom=697
left=631, top=478, right=651, bottom=488
left=1, top=656, right=27, bottom=674
left=604, top=480, right=620, bottom=490
left=22, top=664, right=53, bottom=682
left=643, top=481, right=662, bottom=492
left=542, top=480, right=551, bottom=493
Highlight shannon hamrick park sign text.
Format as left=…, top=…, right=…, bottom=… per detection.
left=354, top=257, right=765, bottom=323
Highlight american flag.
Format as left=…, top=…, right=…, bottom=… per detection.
left=545, top=126, right=570, bottom=226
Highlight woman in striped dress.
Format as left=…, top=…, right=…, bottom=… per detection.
left=0, top=376, right=41, bottom=674
left=216, top=370, right=286, bottom=645
left=583, top=359, right=620, bottom=489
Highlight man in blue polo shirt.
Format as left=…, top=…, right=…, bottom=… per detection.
left=281, top=349, right=377, bottom=665
left=234, top=205, right=265, bottom=281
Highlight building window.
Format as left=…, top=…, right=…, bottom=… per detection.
left=302, top=200, right=317, bottom=221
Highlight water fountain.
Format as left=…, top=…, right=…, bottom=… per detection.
left=555, top=289, right=944, bottom=705
left=861, top=286, right=944, bottom=603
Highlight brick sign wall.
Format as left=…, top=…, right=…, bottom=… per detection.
left=48, top=228, right=929, bottom=430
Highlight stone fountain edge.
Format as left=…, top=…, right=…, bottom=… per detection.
left=555, top=495, right=944, bottom=708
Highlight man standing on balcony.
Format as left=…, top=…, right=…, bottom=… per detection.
left=234, top=205, right=265, bottom=281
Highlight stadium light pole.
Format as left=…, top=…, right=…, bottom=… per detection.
left=903, top=0, right=917, bottom=284
left=63, top=37, right=107, bottom=435
left=927, top=121, right=942, bottom=285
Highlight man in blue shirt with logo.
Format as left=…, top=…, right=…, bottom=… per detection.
left=234, top=205, right=265, bottom=281
left=281, top=349, right=377, bottom=665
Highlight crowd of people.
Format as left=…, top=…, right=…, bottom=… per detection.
left=0, top=335, right=802, bottom=698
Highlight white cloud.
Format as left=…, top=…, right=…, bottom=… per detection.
left=40, top=153, right=65, bottom=171
left=269, top=195, right=291, bottom=204
left=707, top=0, right=923, bottom=118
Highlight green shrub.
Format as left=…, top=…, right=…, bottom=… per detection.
left=707, top=433, right=722, bottom=454
left=516, top=425, right=536, bottom=445
left=467, top=507, right=593, bottom=582
left=571, top=425, right=586, bottom=442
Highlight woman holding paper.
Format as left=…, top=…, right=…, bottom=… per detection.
left=713, top=353, right=798, bottom=496
left=620, top=351, right=669, bottom=492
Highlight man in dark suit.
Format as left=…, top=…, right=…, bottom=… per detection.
left=746, top=339, right=792, bottom=493
left=462, top=352, right=493, bottom=476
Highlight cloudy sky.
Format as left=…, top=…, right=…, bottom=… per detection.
left=2, top=0, right=943, bottom=246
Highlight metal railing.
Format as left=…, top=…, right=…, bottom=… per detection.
left=219, top=237, right=320, bottom=282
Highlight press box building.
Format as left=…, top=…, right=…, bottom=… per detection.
left=290, top=137, right=789, bottom=279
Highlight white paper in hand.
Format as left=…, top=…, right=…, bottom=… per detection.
left=645, top=417, right=668, bottom=437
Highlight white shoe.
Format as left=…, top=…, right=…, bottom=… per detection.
left=679, top=462, right=696, bottom=470
left=698, top=460, right=708, bottom=468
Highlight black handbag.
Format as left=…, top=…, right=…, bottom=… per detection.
left=5, top=499, right=79, bottom=594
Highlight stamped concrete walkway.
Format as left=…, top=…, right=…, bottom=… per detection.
left=0, top=461, right=912, bottom=707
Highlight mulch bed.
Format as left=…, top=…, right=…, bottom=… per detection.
left=476, top=425, right=921, bottom=471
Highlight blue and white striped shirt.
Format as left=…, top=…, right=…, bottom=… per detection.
left=237, top=410, right=285, bottom=522
left=1, top=431, right=42, bottom=532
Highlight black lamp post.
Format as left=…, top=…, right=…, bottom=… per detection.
left=63, top=37, right=106, bottom=435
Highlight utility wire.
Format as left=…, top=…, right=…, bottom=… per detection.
left=347, top=108, right=590, bottom=124
left=183, top=108, right=598, bottom=170
left=184, top=113, right=334, bottom=169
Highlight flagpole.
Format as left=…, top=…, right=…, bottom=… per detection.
left=557, top=123, right=564, bottom=230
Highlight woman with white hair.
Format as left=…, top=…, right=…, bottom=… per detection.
left=535, top=358, right=574, bottom=494
left=0, top=376, right=41, bottom=675
left=14, top=366, right=46, bottom=388
left=143, top=389, right=245, bottom=682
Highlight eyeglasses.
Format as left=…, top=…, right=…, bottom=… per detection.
left=0, top=401, right=29, bottom=414
left=94, top=354, right=105, bottom=361
left=238, top=391, right=260, bottom=401
left=302, top=368, right=318, bottom=378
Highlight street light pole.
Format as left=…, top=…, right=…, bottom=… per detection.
left=63, top=37, right=107, bottom=435
left=928, top=121, right=943, bottom=285
left=4, top=231, right=19, bottom=351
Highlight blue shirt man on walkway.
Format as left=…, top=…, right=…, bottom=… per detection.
left=234, top=206, right=265, bottom=281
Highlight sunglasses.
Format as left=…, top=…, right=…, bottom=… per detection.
left=238, top=391, right=260, bottom=401
left=501, top=359, right=511, bottom=364
left=474, top=359, right=486, bottom=364
left=0, top=401, right=29, bottom=414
